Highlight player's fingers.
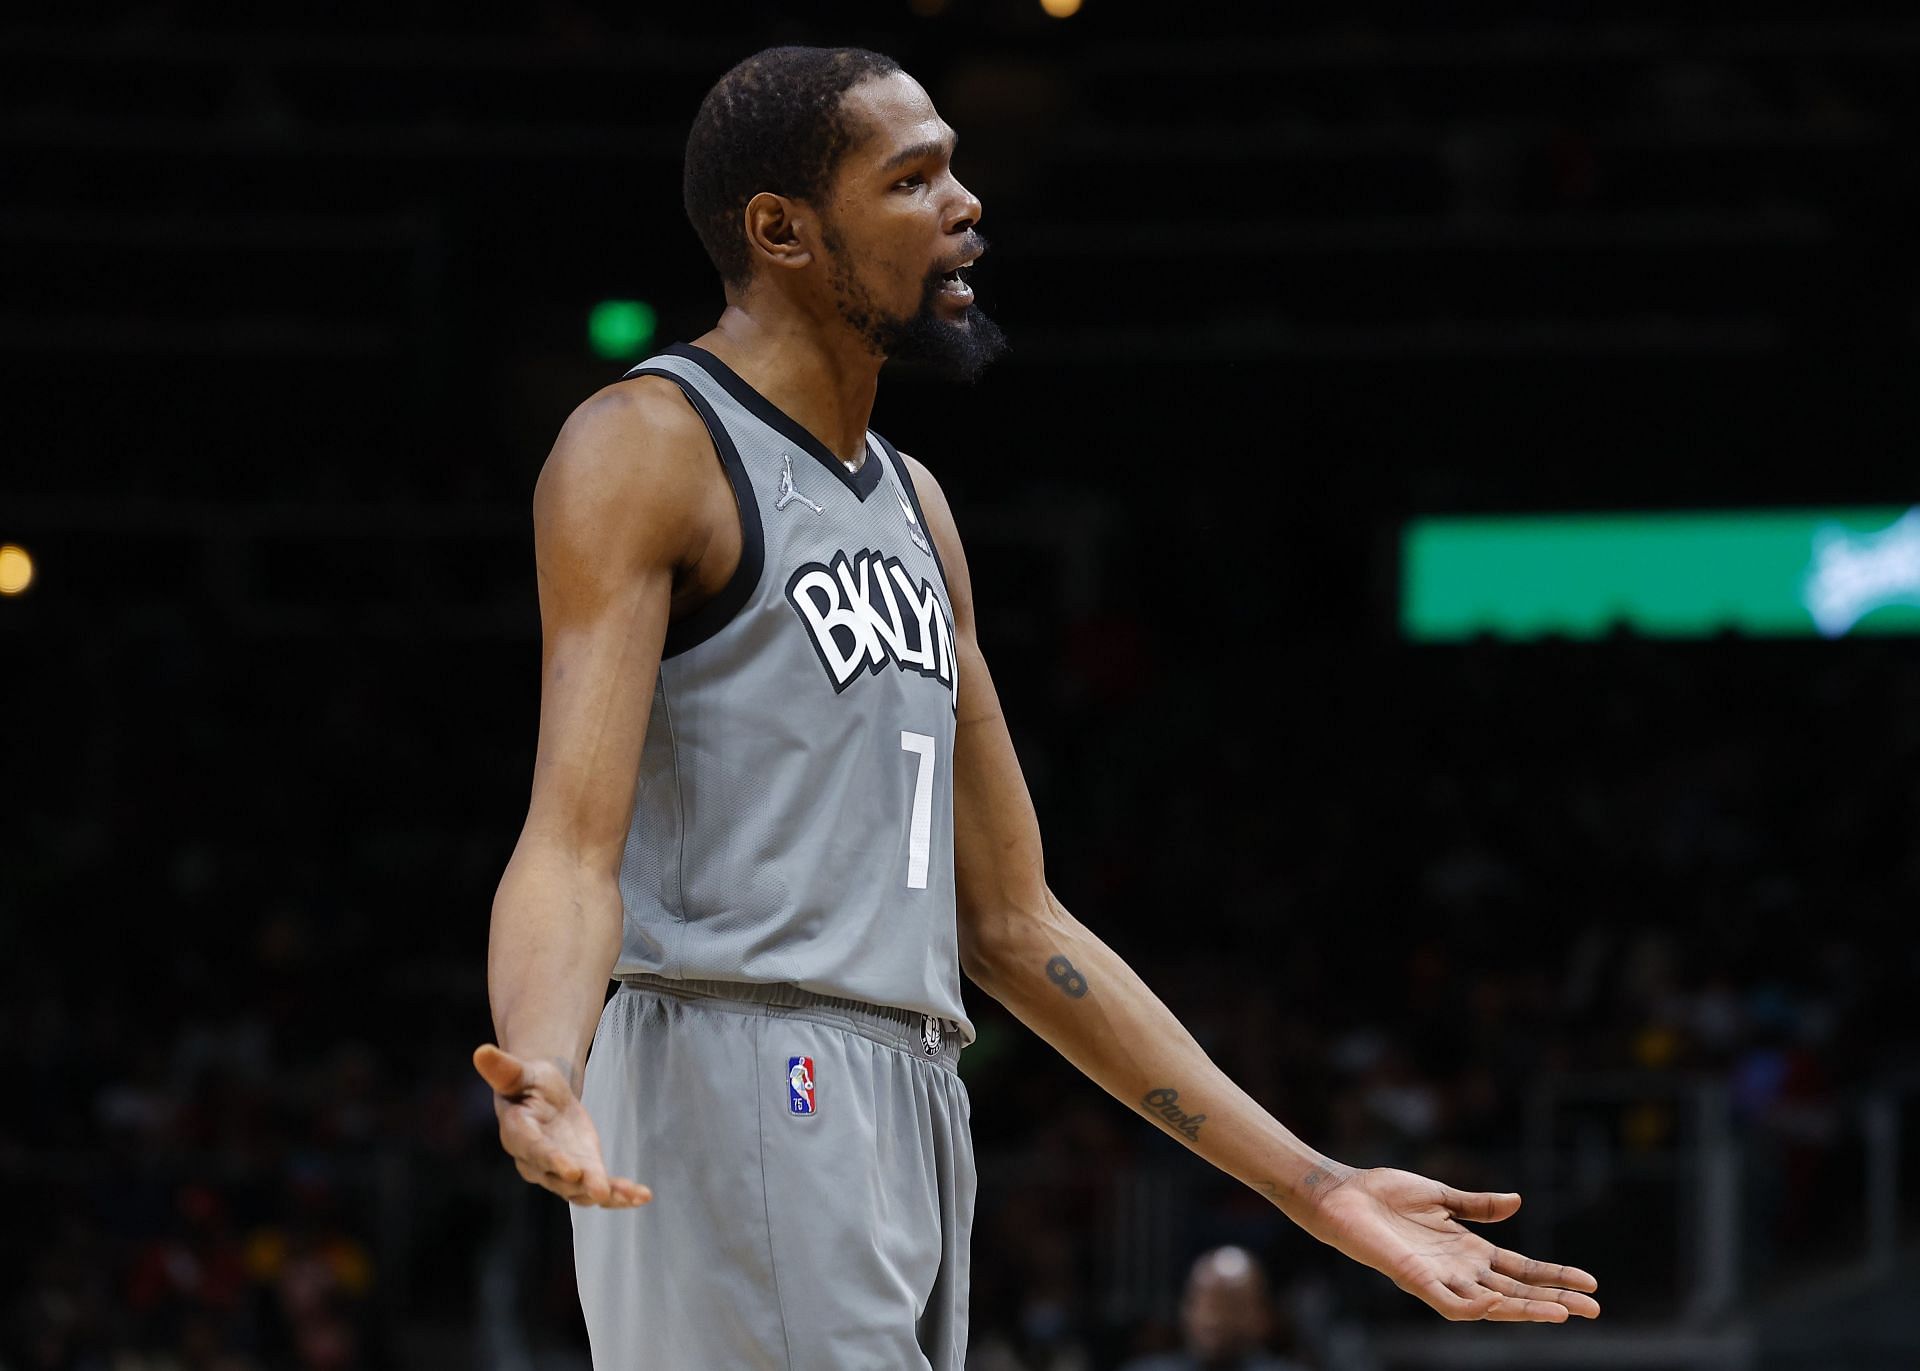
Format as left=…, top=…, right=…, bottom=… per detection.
left=1441, top=1186, right=1521, bottom=1224
left=606, top=1176, right=653, bottom=1207
left=1480, top=1270, right=1601, bottom=1319
left=541, top=1149, right=587, bottom=1185
left=574, top=1158, right=615, bottom=1207
left=1477, top=1295, right=1573, bottom=1323
left=1488, top=1247, right=1600, bottom=1294
left=512, top=1157, right=572, bottom=1195
left=473, top=1043, right=528, bottom=1096
left=1407, top=1276, right=1493, bottom=1322
left=506, top=1134, right=587, bottom=1186
left=1442, top=1274, right=1506, bottom=1320
left=514, top=1157, right=594, bottom=1204
left=497, top=1121, right=631, bottom=1207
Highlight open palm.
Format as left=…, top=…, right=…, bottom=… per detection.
left=473, top=1043, right=651, bottom=1209
left=1297, top=1168, right=1599, bottom=1322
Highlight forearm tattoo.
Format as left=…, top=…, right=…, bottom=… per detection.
left=1256, top=1167, right=1339, bottom=1202
left=1044, top=954, right=1089, bottom=998
left=1142, top=1086, right=1206, bottom=1141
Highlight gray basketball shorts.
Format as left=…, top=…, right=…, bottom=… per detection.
left=572, top=974, right=976, bottom=1371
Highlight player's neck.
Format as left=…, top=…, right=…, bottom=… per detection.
left=696, top=305, right=880, bottom=469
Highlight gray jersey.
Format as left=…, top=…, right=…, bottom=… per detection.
left=611, top=344, right=971, bottom=1042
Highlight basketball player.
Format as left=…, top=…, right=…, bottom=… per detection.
left=473, top=46, right=1600, bottom=1370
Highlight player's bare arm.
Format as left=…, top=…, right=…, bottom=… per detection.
left=475, top=379, right=730, bottom=1209
left=906, top=451, right=1601, bottom=1325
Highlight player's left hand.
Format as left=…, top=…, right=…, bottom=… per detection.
left=1291, top=1167, right=1600, bottom=1323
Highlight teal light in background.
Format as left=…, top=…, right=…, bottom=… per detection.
left=589, top=299, right=657, bottom=360
left=1402, top=506, right=1920, bottom=641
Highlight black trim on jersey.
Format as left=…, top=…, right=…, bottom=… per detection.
left=663, top=342, right=885, bottom=503
left=624, top=363, right=766, bottom=659
left=872, top=432, right=949, bottom=591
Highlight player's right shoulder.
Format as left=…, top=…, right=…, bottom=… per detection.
left=533, top=375, right=717, bottom=569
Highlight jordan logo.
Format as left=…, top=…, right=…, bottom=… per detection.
left=776, top=453, right=824, bottom=515
left=896, top=486, right=933, bottom=556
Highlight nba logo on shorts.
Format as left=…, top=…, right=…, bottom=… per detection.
left=787, top=1056, right=816, bottom=1115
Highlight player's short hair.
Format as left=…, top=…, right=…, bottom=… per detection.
left=684, top=45, right=903, bottom=289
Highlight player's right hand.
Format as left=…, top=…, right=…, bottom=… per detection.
left=473, top=1043, right=652, bottom=1209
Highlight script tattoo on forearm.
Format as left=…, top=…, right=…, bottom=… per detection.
left=1142, top=1086, right=1206, bottom=1141
left=1045, top=954, right=1089, bottom=999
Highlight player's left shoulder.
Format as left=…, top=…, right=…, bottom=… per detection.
left=891, top=450, right=974, bottom=615
left=896, top=451, right=960, bottom=543
left=895, top=449, right=947, bottom=511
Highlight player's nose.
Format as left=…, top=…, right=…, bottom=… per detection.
left=948, top=177, right=982, bottom=235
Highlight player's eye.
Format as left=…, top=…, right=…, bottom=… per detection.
left=894, top=172, right=925, bottom=190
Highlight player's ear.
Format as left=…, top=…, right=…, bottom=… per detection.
left=743, top=192, right=816, bottom=275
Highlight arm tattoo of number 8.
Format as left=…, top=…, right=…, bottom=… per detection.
left=1045, top=954, right=1089, bottom=999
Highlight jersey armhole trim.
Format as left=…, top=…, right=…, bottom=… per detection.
left=626, top=364, right=766, bottom=659
left=871, top=432, right=950, bottom=591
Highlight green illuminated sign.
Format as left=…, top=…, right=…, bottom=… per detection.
left=589, top=299, right=657, bottom=360
left=1403, top=506, right=1920, bottom=641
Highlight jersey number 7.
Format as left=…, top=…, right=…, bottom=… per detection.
left=900, top=731, right=936, bottom=891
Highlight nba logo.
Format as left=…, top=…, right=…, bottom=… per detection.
left=787, top=1056, right=816, bottom=1115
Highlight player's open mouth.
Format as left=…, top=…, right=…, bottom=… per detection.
left=936, top=267, right=973, bottom=305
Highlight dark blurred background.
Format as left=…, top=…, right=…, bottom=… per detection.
left=5, top=2, right=1919, bottom=1369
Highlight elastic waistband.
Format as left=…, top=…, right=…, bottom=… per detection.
left=614, top=973, right=965, bottom=1071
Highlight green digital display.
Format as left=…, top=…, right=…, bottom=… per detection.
left=588, top=299, right=657, bottom=360
left=1402, top=506, right=1920, bottom=641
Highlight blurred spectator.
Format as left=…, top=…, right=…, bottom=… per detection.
left=1117, top=1247, right=1308, bottom=1371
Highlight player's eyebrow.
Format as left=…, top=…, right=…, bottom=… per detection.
left=879, top=132, right=956, bottom=178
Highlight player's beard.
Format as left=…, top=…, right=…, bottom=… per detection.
left=825, top=227, right=1008, bottom=383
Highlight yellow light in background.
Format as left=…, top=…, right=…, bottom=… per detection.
left=0, top=544, right=31, bottom=596
left=1040, top=0, right=1082, bottom=15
